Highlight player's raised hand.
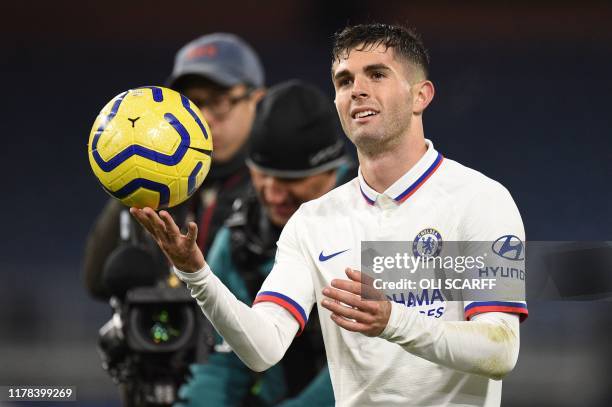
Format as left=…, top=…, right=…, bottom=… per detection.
left=321, top=268, right=391, bottom=337
left=130, top=207, right=206, bottom=273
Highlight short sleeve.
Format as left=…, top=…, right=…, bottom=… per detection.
left=459, top=180, right=528, bottom=322
left=254, top=211, right=316, bottom=335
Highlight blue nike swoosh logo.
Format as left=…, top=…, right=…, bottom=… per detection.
left=319, top=249, right=349, bottom=262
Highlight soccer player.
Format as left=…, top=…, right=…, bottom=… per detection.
left=132, top=23, right=528, bottom=406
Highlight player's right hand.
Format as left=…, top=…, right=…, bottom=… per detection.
left=130, top=207, right=206, bottom=273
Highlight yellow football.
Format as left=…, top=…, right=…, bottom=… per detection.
left=88, top=86, right=212, bottom=209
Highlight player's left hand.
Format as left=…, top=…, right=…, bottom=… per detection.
left=321, top=268, right=391, bottom=337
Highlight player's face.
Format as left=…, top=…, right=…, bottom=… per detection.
left=332, top=45, right=418, bottom=156
left=249, top=167, right=337, bottom=227
left=183, top=84, right=264, bottom=163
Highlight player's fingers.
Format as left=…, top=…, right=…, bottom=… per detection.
left=332, top=274, right=379, bottom=297
left=141, top=207, right=169, bottom=240
left=322, top=286, right=359, bottom=305
left=356, top=270, right=377, bottom=288
left=131, top=209, right=172, bottom=252
left=326, top=283, right=379, bottom=313
left=130, top=207, right=148, bottom=223
left=158, top=210, right=182, bottom=237
left=140, top=207, right=161, bottom=224
left=331, top=278, right=361, bottom=296
left=130, top=208, right=152, bottom=231
left=131, top=207, right=162, bottom=238
left=322, top=287, right=366, bottom=310
left=345, top=267, right=362, bottom=282
left=186, top=222, right=198, bottom=246
left=330, top=313, right=369, bottom=333
left=321, top=299, right=374, bottom=324
left=345, top=268, right=386, bottom=301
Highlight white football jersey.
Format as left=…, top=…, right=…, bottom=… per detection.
left=254, top=139, right=528, bottom=406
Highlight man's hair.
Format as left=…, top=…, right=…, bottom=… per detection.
left=332, top=23, right=430, bottom=78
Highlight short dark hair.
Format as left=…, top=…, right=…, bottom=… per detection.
left=332, top=23, right=430, bottom=78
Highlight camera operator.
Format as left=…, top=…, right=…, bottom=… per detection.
left=83, top=33, right=266, bottom=301
left=83, top=33, right=265, bottom=406
left=175, top=80, right=354, bottom=407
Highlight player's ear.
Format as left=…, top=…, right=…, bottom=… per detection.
left=412, top=80, right=435, bottom=115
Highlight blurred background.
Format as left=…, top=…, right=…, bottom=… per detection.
left=1, top=1, right=611, bottom=406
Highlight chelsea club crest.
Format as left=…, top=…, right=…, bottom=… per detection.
left=412, top=228, right=443, bottom=257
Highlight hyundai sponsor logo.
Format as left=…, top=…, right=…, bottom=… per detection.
left=492, top=235, right=525, bottom=260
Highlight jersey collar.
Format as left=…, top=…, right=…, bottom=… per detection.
left=358, top=139, right=443, bottom=206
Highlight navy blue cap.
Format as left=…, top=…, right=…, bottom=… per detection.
left=167, top=33, right=264, bottom=89
left=247, top=80, right=346, bottom=178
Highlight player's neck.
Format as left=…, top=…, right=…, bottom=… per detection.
left=358, top=132, right=427, bottom=193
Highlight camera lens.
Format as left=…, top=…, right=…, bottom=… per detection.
left=128, top=304, right=195, bottom=352
left=150, top=309, right=181, bottom=344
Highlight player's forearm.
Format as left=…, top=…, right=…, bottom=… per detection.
left=379, top=304, right=520, bottom=380
left=173, top=265, right=298, bottom=372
